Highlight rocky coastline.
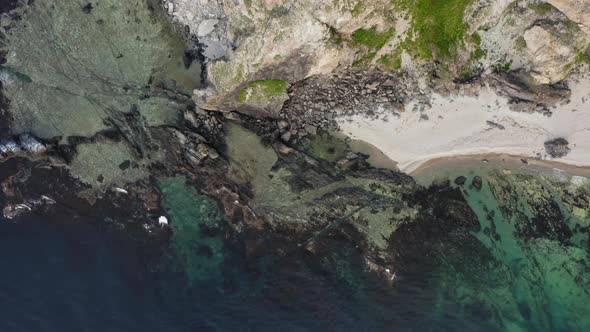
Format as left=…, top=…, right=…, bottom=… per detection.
left=0, top=0, right=589, bottom=306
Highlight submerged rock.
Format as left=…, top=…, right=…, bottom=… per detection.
left=454, top=176, right=467, bottom=186
left=472, top=176, right=483, bottom=190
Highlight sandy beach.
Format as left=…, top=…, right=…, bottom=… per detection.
left=338, top=75, right=590, bottom=174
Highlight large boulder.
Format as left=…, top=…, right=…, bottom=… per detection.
left=473, top=0, right=588, bottom=85
left=544, top=138, right=571, bottom=158
left=523, top=22, right=585, bottom=84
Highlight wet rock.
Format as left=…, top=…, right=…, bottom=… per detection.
left=277, top=120, right=289, bottom=130
left=544, top=138, right=571, bottom=158
left=0, top=138, right=21, bottom=156
left=172, top=129, right=187, bottom=145
left=207, top=147, right=219, bottom=159
left=454, top=176, right=467, bottom=186
left=185, top=144, right=208, bottom=165
left=0, top=134, right=46, bottom=158
left=304, top=124, right=317, bottom=135
left=472, top=176, right=483, bottom=190
left=280, top=131, right=292, bottom=142
left=184, top=111, right=199, bottom=129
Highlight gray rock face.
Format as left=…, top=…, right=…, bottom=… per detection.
left=544, top=138, right=571, bottom=158
left=164, top=0, right=232, bottom=62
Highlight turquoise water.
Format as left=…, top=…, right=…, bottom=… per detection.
left=444, top=171, right=590, bottom=331
left=158, top=176, right=225, bottom=283
left=1, top=171, right=589, bottom=331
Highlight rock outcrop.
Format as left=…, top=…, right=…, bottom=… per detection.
left=163, top=0, right=590, bottom=112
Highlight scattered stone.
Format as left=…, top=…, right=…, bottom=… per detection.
left=114, top=187, right=129, bottom=194
left=486, top=120, right=505, bottom=130
left=304, top=124, right=317, bottom=135
left=0, top=138, right=21, bottom=156
left=184, top=111, right=199, bottom=129
left=281, top=131, right=292, bottom=142
left=278, top=120, right=289, bottom=130
left=3, top=203, right=31, bottom=219
left=185, top=144, right=207, bottom=165
left=544, top=138, right=571, bottom=158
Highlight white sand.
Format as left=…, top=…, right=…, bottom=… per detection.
left=338, top=76, right=590, bottom=174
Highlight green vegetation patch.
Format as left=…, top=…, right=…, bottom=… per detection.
left=351, top=26, right=395, bottom=50
left=351, top=26, right=395, bottom=66
left=493, top=55, right=513, bottom=72
left=351, top=2, right=366, bottom=17
left=394, top=0, right=475, bottom=59
left=378, top=53, right=402, bottom=70
left=238, top=79, right=289, bottom=104
left=531, top=2, right=554, bottom=15
left=575, top=51, right=590, bottom=64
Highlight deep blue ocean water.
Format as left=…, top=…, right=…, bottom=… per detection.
left=0, top=215, right=493, bottom=332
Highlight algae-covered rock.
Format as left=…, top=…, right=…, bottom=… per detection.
left=0, top=0, right=200, bottom=140
left=236, top=80, right=290, bottom=117
left=69, top=141, right=150, bottom=188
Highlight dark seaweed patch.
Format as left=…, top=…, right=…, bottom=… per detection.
left=82, top=3, right=94, bottom=14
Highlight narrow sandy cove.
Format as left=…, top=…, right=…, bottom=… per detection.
left=338, top=75, right=590, bottom=174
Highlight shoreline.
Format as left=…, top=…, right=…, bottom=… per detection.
left=411, top=152, right=590, bottom=177
left=408, top=152, right=590, bottom=185
left=406, top=149, right=590, bottom=176
left=338, top=74, right=590, bottom=177
left=347, top=135, right=590, bottom=185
